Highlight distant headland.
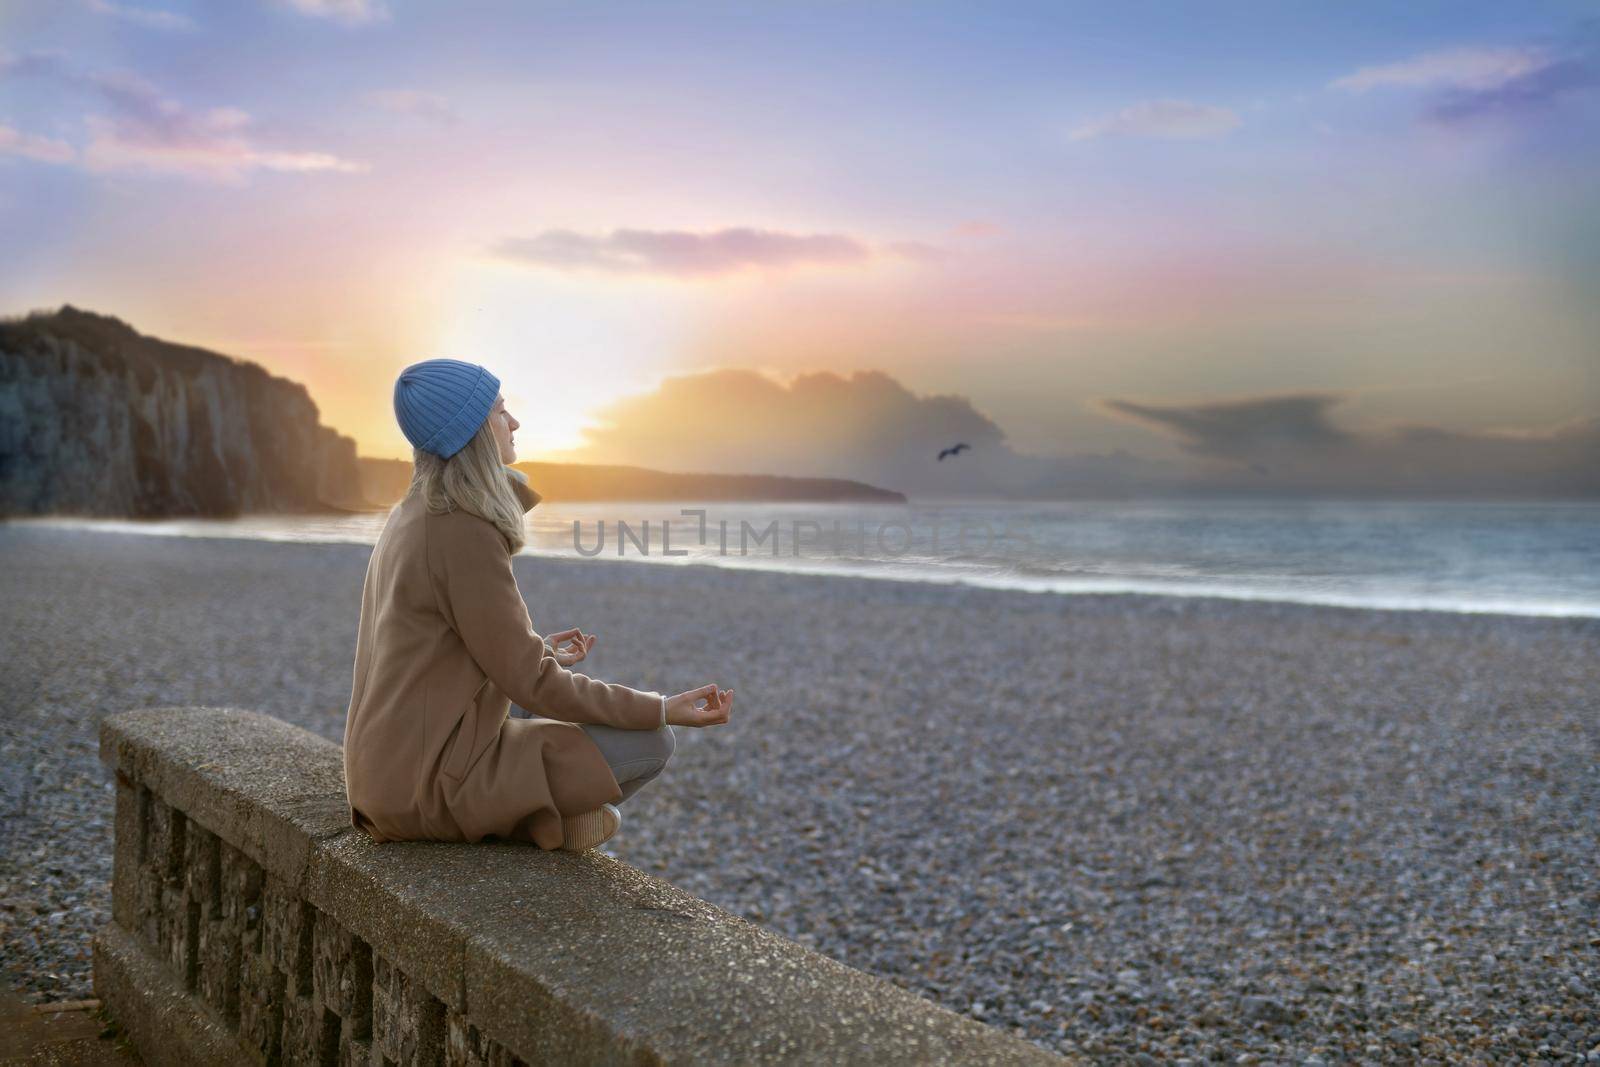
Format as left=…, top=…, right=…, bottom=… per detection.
left=354, top=457, right=904, bottom=509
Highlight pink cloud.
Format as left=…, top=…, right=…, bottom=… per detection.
left=365, top=88, right=460, bottom=125
left=1069, top=99, right=1242, bottom=142
left=493, top=227, right=941, bottom=278
left=86, top=0, right=196, bottom=32
left=1, top=53, right=364, bottom=180
left=281, top=0, right=388, bottom=25
left=0, top=123, right=76, bottom=164
left=1329, top=45, right=1551, bottom=93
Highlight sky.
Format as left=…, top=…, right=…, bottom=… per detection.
left=2, top=0, right=1597, bottom=497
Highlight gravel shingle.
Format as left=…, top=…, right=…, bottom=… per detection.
left=1, top=524, right=1596, bottom=1062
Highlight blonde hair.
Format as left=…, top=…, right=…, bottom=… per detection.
left=409, top=419, right=526, bottom=553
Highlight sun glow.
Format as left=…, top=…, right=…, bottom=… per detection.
left=433, top=261, right=701, bottom=456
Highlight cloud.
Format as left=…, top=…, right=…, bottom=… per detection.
left=365, top=89, right=459, bottom=125
left=1069, top=99, right=1242, bottom=142
left=85, top=0, right=196, bottom=31
left=0, top=50, right=65, bottom=78
left=79, top=73, right=366, bottom=178
left=1101, top=393, right=1353, bottom=459
left=546, top=367, right=1207, bottom=498
left=0, top=52, right=365, bottom=180
left=1329, top=27, right=1600, bottom=125
left=1425, top=53, right=1599, bottom=124
left=547, top=367, right=1037, bottom=493
left=0, top=123, right=76, bottom=164
left=492, top=227, right=940, bottom=278
left=281, top=0, right=389, bottom=25
left=1101, top=391, right=1599, bottom=497
left=1330, top=46, right=1552, bottom=93
left=548, top=371, right=1599, bottom=499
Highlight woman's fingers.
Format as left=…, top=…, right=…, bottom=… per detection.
left=551, top=630, right=597, bottom=658
left=701, top=688, right=732, bottom=723
left=664, top=685, right=734, bottom=727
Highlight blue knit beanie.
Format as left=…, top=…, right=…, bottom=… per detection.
left=393, top=359, right=501, bottom=459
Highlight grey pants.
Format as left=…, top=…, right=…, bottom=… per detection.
left=577, top=723, right=677, bottom=804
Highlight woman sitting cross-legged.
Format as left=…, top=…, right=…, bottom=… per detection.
left=342, top=358, right=733, bottom=852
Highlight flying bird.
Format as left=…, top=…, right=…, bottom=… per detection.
left=937, top=442, right=971, bottom=462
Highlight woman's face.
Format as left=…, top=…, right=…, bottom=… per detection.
left=489, top=393, right=520, bottom=464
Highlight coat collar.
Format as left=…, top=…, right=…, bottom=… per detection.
left=508, top=470, right=542, bottom=512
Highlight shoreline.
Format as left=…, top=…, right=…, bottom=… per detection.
left=7, top=515, right=1598, bottom=623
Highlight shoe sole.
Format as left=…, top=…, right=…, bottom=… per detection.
left=559, top=803, right=620, bottom=851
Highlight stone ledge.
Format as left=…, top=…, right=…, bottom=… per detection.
left=98, top=707, right=1067, bottom=1064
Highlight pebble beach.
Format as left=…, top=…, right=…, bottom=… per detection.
left=1, top=523, right=1596, bottom=1064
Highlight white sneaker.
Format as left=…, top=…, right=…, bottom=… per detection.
left=559, top=803, right=621, bottom=851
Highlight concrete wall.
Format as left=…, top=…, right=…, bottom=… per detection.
left=93, top=707, right=1065, bottom=1065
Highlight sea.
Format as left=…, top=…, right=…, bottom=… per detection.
left=12, top=498, right=1600, bottom=618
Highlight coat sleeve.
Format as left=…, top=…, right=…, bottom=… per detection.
left=428, top=512, right=664, bottom=730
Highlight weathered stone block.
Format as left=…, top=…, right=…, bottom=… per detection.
left=239, top=949, right=285, bottom=1064
left=201, top=841, right=261, bottom=1028
left=198, top=911, right=241, bottom=1025
left=134, top=788, right=171, bottom=949
left=338, top=1032, right=373, bottom=1067
left=166, top=807, right=188, bottom=885
left=184, top=821, right=221, bottom=917
left=488, top=1042, right=526, bottom=1067
left=262, top=873, right=314, bottom=994
left=220, top=842, right=264, bottom=942
left=160, top=885, right=199, bottom=990
left=135, top=864, right=165, bottom=949
left=139, top=787, right=169, bottom=871
left=446, top=1010, right=484, bottom=1067
left=375, top=953, right=445, bottom=1066
left=313, top=908, right=373, bottom=1035
left=281, top=988, right=327, bottom=1067
left=447, top=1009, right=527, bottom=1067
left=111, top=773, right=141, bottom=929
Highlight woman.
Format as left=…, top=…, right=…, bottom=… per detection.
left=343, top=358, right=733, bottom=851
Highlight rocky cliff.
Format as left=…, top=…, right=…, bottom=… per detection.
left=0, top=306, right=365, bottom=518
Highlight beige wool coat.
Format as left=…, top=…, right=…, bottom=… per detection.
left=342, top=474, right=665, bottom=850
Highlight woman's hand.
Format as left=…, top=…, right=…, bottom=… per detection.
left=545, top=628, right=596, bottom=667
left=665, top=685, right=734, bottom=728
